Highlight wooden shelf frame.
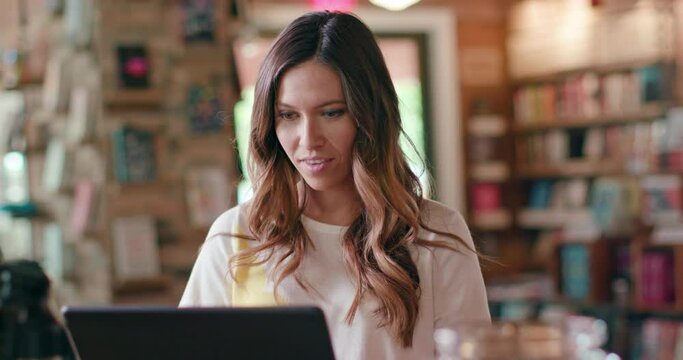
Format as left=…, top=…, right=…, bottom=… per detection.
left=511, top=58, right=674, bottom=84
left=514, top=102, right=668, bottom=134
left=518, top=162, right=683, bottom=179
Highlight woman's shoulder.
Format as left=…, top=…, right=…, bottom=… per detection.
left=419, top=199, right=467, bottom=231
left=419, top=199, right=473, bottom=248
left=206, top=201, right=251, bottom=239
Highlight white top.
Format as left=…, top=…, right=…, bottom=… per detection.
left=179, top=199, right=490, bottom=359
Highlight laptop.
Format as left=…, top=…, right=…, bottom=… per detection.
left=62, top=306, right=335, bottom=360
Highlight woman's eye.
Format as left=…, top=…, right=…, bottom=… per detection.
left=323, top=109, right=345, bottom=118
left=278, top=112, right=297, bottom=120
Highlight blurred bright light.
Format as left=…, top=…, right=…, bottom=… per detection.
left=2, top=151, right=28, bottom=203
left=3, top=152, right=25, bottom=172
left=369, top=0, right=421, bottom=11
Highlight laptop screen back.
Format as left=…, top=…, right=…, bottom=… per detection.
left=62, top=306, right=335, bottom=360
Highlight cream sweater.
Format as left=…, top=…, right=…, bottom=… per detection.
left=179, top=199, right=490, bottom=359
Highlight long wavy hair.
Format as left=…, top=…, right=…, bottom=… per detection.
left=232, top=11, right=472, bottom=347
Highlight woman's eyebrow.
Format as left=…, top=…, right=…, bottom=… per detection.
left=315, top=100, right=346, bottom=108
left=276, top=100, right=346, bottom=109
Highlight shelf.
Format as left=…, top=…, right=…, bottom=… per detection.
left=514, top=102, right=667, bottom=133
left=113, top=275, right=172, bottom=295
left=648, top=225, right=683, bottom=245
left=518, top=208, right=592, bottom=229
left=519, top=162, right=683, bottom=179
left=518, top=161, right=621, bottom=178
left=105, top=88, right=164, bottom=109
left=468, top=114, right=507, bottom=136
left=511, top=58, right=673, bottom=84
left=470, top=162, right=509, bottom=182
left=113, top=275, right=186, bottom=306
left=490, top=298, right=683, bottom=318
left=473, top=209, right=512, bottom=230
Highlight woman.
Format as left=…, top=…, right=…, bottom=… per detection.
left=180, top=11, right=489, bottom=359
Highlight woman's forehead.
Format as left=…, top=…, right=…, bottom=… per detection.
left=276, top=60, right=345, bottom=108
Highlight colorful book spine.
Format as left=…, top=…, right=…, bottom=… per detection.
left=471, top=183, right=501, bottom=213
left=640, top=251, right=675, bottom=307
left=561, top=244, right=590, bottom=301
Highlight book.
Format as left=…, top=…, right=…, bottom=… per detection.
left=545, top=130, right=568, bottom=163
left=583, top=128, right=604, bottom=161
left=66, top=85, right=96, bottom=144
left=590, top=178, right=628, bottom=235
left=640, top=250, right=675, bottom=307
left=111, top=215, right=161, bottom=281
left=640, top=175, right=682, bottom=225
left=70, top=180, right=97, bottom=237
left=563, top=178, right=589, bottom=209
left=42, top=138, right=72, bottom=193
left=185, top=165, right=231, bottom=228
left=42, top=222, right=65, bottom=284
left=73, top=240, right=112, bottom=304
left=470, top=183, right=501, bottom=213
left=528, top=180, right=553, bottom=209
left=578, top=72, right=600, bottom=118
left=64, top=0, right=93, bottom=47
left=468, top=114, right=506, bottom=136
left=112, top=127, right=157, bottom=184
left=567, top=128, right=586, bottom=159
left=665, top=107, right=683, bottom=171
left=627, top=123, right=653, bottom=173
left=42, top=50, right=70, bottom=114
left=560, top=244, right=590, bottom=301
left=638, top=65, right=664, bottom=103
left=622, top=71, right=642, bottom=113
left=0, top=216, right=33, bottom=260
left=468, top=136, right=500, bottom=163
left=641, top=319, right=680, bottom=360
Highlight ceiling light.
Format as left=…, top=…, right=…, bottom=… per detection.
left=369, top=0, right=421, bottom=11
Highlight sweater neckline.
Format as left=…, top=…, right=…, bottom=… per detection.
left=301, top=214, right=349, bottom=234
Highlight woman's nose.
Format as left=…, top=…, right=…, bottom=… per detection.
left=300, top=118, right=324, bottom=149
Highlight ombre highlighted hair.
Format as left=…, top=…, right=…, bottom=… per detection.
left=232, top=11, right=471, bottom=347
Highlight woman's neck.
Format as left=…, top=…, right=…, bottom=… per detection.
left=300, top=182, right=362, bottom=226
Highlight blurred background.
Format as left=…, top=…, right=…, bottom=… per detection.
left=1, top=0, right=682, bottom=358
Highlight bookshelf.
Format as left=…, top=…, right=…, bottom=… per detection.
left=0, top=0, right=244, bottom=306
left=463, top=100, right=518, bottom=278
left=502, top=1, right=683, bottom=356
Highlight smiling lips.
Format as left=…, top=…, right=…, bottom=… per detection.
left=300, top=157, right=333, bottom=173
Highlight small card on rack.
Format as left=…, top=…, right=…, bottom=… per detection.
left=112, top=215, right=161, bottom=282
left=183, top=0, right=215, bottom=43
left=116, top=45, right=151, bottom=89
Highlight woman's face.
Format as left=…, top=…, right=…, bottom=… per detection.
left=275, top=60, right=357, bottom=193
